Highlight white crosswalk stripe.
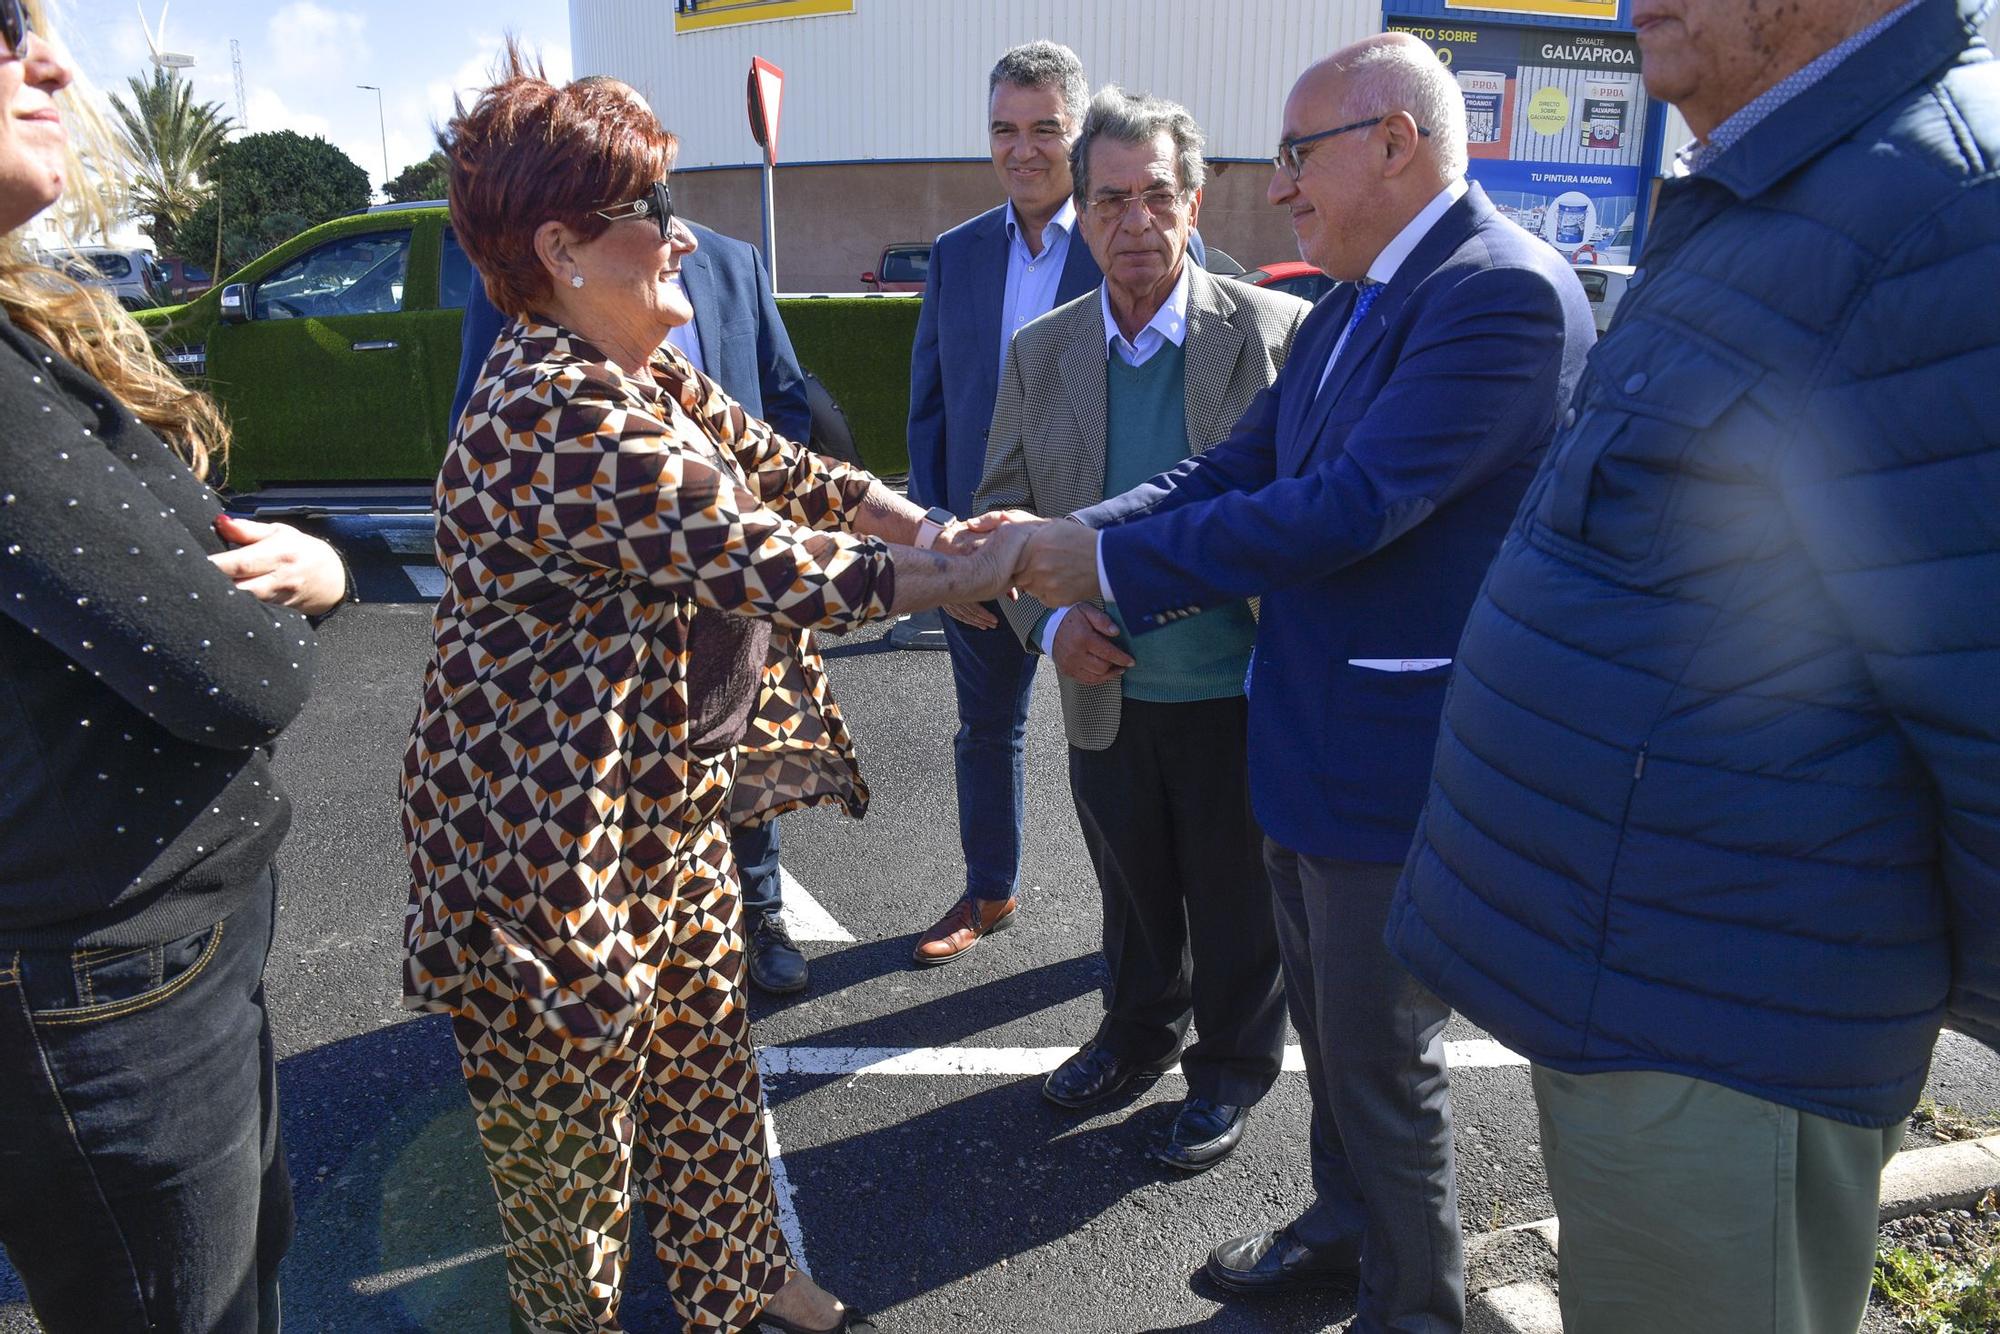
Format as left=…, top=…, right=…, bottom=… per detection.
left=774, top=867, right=854, bottom=942
left=757, top=1040, right=1525, bottom=1079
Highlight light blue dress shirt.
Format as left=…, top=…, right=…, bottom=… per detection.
left=998, top=198, right=1079, bottom=381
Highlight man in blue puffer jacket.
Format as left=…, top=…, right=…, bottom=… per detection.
left=1387, top=0, right=2000, bottom=1328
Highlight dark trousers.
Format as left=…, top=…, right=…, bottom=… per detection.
left=1268, top=845, right=1463, bottom=1334
left=940, top=611, right=1035, bottom=901
left=1067, top=696, right=1285, bottom=1106
left=733, top=817, right=784, bottom=920
left=0, top=870, right=292, bottom=1333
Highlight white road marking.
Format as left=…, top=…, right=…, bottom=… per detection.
left=757, top=1040, right=1525, bottom=1078
left=402, top=564, right=447, bottom=598
left=775, top=867, right=853, bottom=942
left=350, top=1243, right=508, bottom=1295
left=760, top=1103, right=812, bottom=1277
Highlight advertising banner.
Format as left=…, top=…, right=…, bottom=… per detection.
left=674, top=0, right=854, bottom=35
left=1389, top=17, right=1648, bottom=263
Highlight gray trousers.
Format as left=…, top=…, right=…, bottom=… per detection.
left=1268, top=844, right=1464, bottom=1334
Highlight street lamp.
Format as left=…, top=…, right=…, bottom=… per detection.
left=357, top=84, right=389, bottom=201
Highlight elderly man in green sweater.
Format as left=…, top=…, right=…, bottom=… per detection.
left=974, top=85, right=1311, bottom=1172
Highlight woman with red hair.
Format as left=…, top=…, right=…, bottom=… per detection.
left=402, top=59, right=1023, bottom=1334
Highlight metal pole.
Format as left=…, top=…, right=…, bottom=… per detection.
left=759, top=152, right=777, bottom=287
left=358, top=84, right=388, bottom=200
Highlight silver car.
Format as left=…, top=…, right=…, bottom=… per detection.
left=48, top=246, right=171, bottom=311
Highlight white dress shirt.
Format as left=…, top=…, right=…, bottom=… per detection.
left=1313, top=178, right=1468, bottom=397
left=1041, top=264, right=1195, bottom=653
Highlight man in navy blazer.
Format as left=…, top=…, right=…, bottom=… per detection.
left=452, top=215, right=818, bottom=999
left=907, top=43, right=1211, bottom=965
left=1011, top=35, right=1592, bottom=1332
left=901, top=40, right=1102, bottom=966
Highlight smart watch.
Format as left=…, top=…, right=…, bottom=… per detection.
left=914, top=506, right=955, bottom=551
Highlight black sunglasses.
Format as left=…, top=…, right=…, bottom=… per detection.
left=594, top=180, right=676, bottom=241
left=1, top=0, right=33, bottom=56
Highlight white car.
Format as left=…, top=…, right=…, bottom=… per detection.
left=1570, top=263, right=1636, bottom=334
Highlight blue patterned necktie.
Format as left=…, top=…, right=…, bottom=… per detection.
left=1315, top=280, right=1382, bottom=401
left=1342, top=280, right=1382, bottom=346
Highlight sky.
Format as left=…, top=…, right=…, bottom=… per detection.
left=55, top=0, right=576, bottom=198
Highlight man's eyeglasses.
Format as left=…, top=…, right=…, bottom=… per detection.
left=1273, top=116, right=1433, bottom=181
left=1086, top=188, right=1186, bottom=224
left=1, top=0, right=35, bottom=56
left=595, top=180, right=676, bottom=240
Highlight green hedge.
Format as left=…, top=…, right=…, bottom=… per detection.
left=777, top=297, right=919, bottom=478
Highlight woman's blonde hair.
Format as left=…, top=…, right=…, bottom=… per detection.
left=1, top=0, right=230, bottom=480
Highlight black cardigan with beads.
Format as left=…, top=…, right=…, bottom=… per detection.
left=0, top=306, right=320, bottom=947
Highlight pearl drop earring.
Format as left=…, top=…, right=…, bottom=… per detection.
left=570, top=274, right=585, bottom=288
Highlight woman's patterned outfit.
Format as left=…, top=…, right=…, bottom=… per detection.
left=401, top=318, right=895, bottom=1333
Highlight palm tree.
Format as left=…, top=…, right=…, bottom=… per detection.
left=109, top=68, right=232, bottom=249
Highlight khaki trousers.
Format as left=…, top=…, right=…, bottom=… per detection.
left=1533, top=1066, right=1902, bottom=1334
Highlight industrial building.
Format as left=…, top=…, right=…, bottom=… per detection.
left=572, top=0, right=1679, bottom=291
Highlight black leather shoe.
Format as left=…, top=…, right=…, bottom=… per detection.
left=746, top=911, right=809, bottom=995
left=1150, top=1097, right=1248, bottom=1173
left=1042, top=1040, right=1176, bottom=1109
left=1205, top=1226, right=1360, bottom=1295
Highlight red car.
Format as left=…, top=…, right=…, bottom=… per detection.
left=861, top=243, right=930, bottom=292
left=153, top=255, right=215, bottom=301
left=1241, top=260, right=1334, bottom=303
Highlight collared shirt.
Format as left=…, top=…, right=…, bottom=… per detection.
left=999, top=197, right=1079, bottom=380
left=664, top=275, right=706, bottom=374
left=1098, top=262, right=1191, bottom=368
left=1315, top=178, right=1468, bottom=398
left=1678, top=0, right=1923, bottom=175
left=1044, top=264, right=1196, bottom=652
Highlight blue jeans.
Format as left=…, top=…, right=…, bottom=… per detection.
left=734, top=818, right=783, bottom=920
left=940, top=611, right=1034, bottom=901
left=0, top=871, right=292, bottom=1333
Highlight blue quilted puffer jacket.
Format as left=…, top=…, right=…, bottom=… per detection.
left=1388, top=0, right=2000, bottom=1129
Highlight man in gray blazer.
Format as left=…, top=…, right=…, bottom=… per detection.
left=975, top=87, right=1311, bottom=1172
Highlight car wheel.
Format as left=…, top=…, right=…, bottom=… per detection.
left=803, top=369, right=860, bottom=467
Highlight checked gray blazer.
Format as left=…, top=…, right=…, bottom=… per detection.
left=973, top=263, right=1311, bottom=750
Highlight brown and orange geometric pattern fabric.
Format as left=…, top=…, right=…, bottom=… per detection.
left=402, top=317, right=897, bottom=1330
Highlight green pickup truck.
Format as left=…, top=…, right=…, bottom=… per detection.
left=135, top=205, right=920, bottom=504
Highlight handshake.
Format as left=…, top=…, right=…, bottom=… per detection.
left=923, top=511, right=1137, bottom=688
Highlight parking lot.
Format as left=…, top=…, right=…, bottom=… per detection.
left=6, top=516, right=2000, bottom=1334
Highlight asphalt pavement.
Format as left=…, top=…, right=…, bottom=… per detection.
left=6, top=513, right=2000, bottom=1334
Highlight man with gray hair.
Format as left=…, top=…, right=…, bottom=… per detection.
left=975, top=86, right=1309, bottom=1170
left=998, top=33, right=1593, bottom=1330
left=905, top=42, right=1202, bottom=966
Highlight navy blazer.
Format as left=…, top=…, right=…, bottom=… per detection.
left=906, top=203, right=1204, bottom=517
left=1073, top=185, right=1594, bottom=861
left=450, top=220, right=809, bottom=441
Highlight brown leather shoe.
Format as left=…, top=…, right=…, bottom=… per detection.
left=911, top=895, right=1018, bottom=966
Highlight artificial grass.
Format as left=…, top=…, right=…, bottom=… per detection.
left=136, top=207, right=925, bottom=491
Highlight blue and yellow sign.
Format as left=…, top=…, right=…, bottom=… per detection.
left=1446, top=0, right=1619, bottom=20
left=673, top=0, right=855, bottom=34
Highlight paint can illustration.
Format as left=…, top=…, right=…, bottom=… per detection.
left=1555, top=201, right=1588, bottom=245
left=1456, top=70, right=1507, bottom=145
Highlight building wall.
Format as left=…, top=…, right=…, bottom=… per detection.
left=572, top=0, right=1377, bottom=289
left=572, top=0, right=1381, bottom=166
left=672, top=157, right=1305, bottom=293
